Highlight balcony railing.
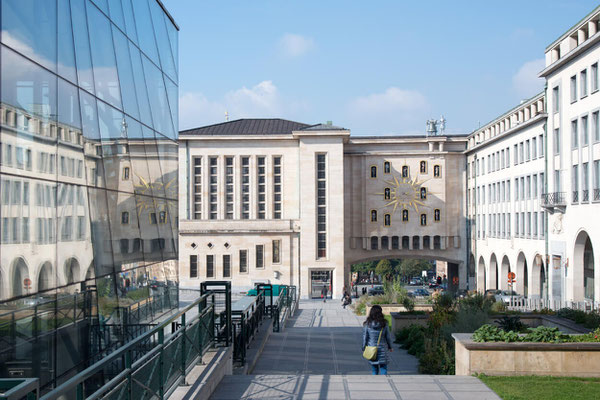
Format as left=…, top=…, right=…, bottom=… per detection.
left=595, top=188, right=600, bottom=201
left=541, top=192, right=566, bottom=207
left=582, top=189, right=589, bottom=202
left=572, top=190, right=579, bottom=203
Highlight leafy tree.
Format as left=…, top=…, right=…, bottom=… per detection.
left=376, top=259, right=394, bottom=281
left=397, top=259, right=431, bottom=280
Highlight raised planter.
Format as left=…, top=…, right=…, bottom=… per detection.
left=366, top=303, right=433, bottom=316
left=390, top=312, right=428, bottom=333
left=453, top=333, right=600, bottom=377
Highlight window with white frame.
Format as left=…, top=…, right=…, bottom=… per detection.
left=582, top=116, right=589, bottom=146
left=581, top=69, right=588, bottom=98
left=572, top=120, right=579, bottom=149
left=571, top=75, right=577, bottom=102
left=552, top=86, right=560, bottom=113
left=273, top=156, right=282, bottom=219
left=225, top=157, right=234, bottom=219
left=209, top=157, right=218, bottom=219
left=241, top=156, right=250, bottom=219
left=257, top=156, right=266, bottom=219
left=592, top=63, right=599, bottom=92
left=593, top=111, right=599, bottom=142
left=554, top=129, right=560, bottom=155
left=316, top=154, right=327, bottom=259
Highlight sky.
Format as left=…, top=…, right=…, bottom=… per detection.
left=162, top=0, right=600, bottom=136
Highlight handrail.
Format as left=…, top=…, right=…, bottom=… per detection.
left=40, top=292, right=213, bottom=400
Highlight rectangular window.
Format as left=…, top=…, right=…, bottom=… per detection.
left=209, top=157, right=218, bottom=220
left=256, top=244, right=264, bottom=269
left=572, top=120, right=578, bottom=149
left=581, top=69, right=588, bottom=98
left=554, top=169, right=561, bottom=192
left=190, top=255, right=198, bottom=278
left=573, top=164, right=579, bottom=203
left=239, top=249, right=248, bottom=273
left=316, top=153, right=327, bottom=258
left=62, top=216, right=72, bottom=241
left=539, top=211, right=545, bottom=237
left=225, top=156, right=234, bottom=219
left=527, top=176, right=531, bottom=199
left=257, top=156, right=266, bottom=219
left=514, top=144, right=518, bottom=165
left=539, top=134, right=544, bottom=156
left=78, top=216, right=85, bottom=239
left=533, top=174, right=538, bottom=198
left=553, top=129, right=560, bottom=155
left=223, top=255, right=231, bottom=278
left=272, top=239, right=281, bottom=263
left=592, top=63, right=599, bottom=92
left=121, top=211, right=129, bottom=224
left=583, top=162, right=589, bottom=199
left=552, top=86, right=559, bottom=113
left=593, top=111, right=600, bottom=142
left=150, top=212, right=157, bottom=224
left=582, top=116, right=589, bottom=146
left=525, top=140, right=530, bottom=161
left=122, top=166, right=130, bottom=180
left=532, top=137, right=537, bottom=159
left=520, top=177, right=525, bottom=200
left=206, top=255, right=214, bottom=278
left=595, top=160, right=600, bottom=191
left=571, top=75, right=577, bottom=102
left=273, top=156, right=282, bottom=219
left=22, top=217, right=29, bottom=243
left=193, top=157, right=202, bottom=219
left=519, top=142, right=524, bottom=163
left=241, top=156, right=250, bottom=219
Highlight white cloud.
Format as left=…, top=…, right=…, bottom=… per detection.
left=179, top=80, right=308, bottom=129
left=346, top=87, right=430, bottom=134
left=512, top=58, right=545, bottom=98
left=279, top=33, right=314, bottom=58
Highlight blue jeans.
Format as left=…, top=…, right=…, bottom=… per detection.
left=371, top=364, right=388, bottom=375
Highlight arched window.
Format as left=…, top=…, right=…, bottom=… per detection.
left=402, top=236, right=410, bottom=249
left=384, top=161, right=391, bottom=174
left=384, top=214, right=391, bottom=226
left=420, top=161, right=427, bottom=174
left=402, top=165, right=409, bottom=178
left=434, top=165, right=441, bottom=177
left=371, top=210, right=377, bottom=222
left=384, top=188, right=391, bottom=200
left=402, top=209, right=409, bottom=222
left=392, top=236, right=399, bottom=249
left=420, top=187, right=427, bottom=200
left=434, top=209, right=440, bottom=221
left=370, top=166, right=377, bottom=178
left=381, top=236, right=389, bottom=249
left=370, top=236, right=378, bottom=250
left=420, top=214, right=427, bottom=226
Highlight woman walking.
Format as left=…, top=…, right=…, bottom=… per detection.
left=362, top=305, right=393, bottom=375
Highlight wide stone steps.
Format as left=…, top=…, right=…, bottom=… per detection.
left=210, top=374, right=501, bottom=400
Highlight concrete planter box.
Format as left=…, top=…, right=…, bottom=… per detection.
left=366, top=304, right=433, bottom=316
left=390, top=312, right=428, bottom=333
left=453, top=333, right=600, bottom=377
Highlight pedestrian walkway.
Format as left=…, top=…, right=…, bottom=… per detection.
left=210, top=300, right=500, bottom=399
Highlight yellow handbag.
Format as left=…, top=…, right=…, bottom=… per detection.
left=362, top=329, right=383, bottom=361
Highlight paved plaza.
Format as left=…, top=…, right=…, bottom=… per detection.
left=210, top=300, right=500, bottom=399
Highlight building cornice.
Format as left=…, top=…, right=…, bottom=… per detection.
left=539, top=32, right=600, bottom=78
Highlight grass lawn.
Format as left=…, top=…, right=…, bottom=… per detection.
left=478, top=375, right=600, bottom=400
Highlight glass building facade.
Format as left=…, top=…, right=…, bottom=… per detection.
left=0, top=0, right=179, bottom=391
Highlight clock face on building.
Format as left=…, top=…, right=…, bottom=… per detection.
left=377, top=174, right=426, bottom=213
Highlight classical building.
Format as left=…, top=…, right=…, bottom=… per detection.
left=0, top=0, right=179, bottom=390
left=179, top=120, right=468, bottom=299
left=180, top=5, right=600, bottom=305
left=467, top=5, right=600, bottom=304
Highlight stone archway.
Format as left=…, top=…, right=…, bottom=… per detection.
left=515, top=253, right=527, bottom=296
left=65, top=258, right=81, bottom=286
left=531, top=254, right=545, bottom=299
left=574, top=230, right=595, bottom=301
left=500, top=255, right=511, bottom=291
left=477, top=255, right=486, bottom=292
left=489, top=254, right=498, bottom=290
left=468, top=253, right=476, bottom=290
left=11, top=257, right=30, bottom=297
left=37, top=262, right=53, bottom=292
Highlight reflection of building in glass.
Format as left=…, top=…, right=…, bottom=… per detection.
left=0, top=0, right=178, bottom=391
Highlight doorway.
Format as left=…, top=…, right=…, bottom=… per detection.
left=311, top=270, right=332, bottom=299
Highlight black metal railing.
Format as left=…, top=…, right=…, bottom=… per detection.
left=595, top=188, right=600, bottom=201
left=582, top=189, right=589, bottom=202
left=541, top=192, right=566, bottom=206
left=572, top=190, right=579, bottom=203
left=231, top=292, right=265, bottom=365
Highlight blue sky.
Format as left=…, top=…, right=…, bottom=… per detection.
left=163, top=0, right=600, bottom=136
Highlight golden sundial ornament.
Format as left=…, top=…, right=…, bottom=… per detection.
left=376, top=174, right=428, bottom=214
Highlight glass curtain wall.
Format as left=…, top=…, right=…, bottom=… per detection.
left=0, top=0, right=178, bottom=391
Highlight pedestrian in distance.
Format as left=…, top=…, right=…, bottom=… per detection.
left=321, top=286, right=328, bottom=302
left=342, top=291, right=351, bottom=309
left=362, top=305, right=393, bottom=375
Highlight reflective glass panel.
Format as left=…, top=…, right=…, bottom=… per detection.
left=132, top=0, right=159, bottom=65
left=142, top=55, right=174, bottom=138
left=57, top=0, right=78, bottom=83
left=121, top=0, right=139, bottom=44
left=112, top=25, right=139, bottom=120
left=149, top=0, right=177, bottom=81
left=71, top=0, right=96, bottom=93
left=107, top=0, right=126, bottom=32
left=128, top=42, right=153, bottom=128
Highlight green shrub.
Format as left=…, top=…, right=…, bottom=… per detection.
left=419, top=339, right=455, bottom=374
left=353, top=295, right=368, bottom=315
left=402, top=296, right=415, bottom=312
left=473, top=324, right=505, bottom=342
left=490, top=301, right=507, bottom=313
left=458, top=292, right=494, bottom=313
left=442, top=308, right=489, bottom=342
left=495, top=315, right=525, bottom=332
left=522, top=326, right=566, bottom=343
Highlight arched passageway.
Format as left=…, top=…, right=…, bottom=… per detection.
left=574, top=231, right=595, bottom=301
left=477, top=256, right=486, bottom=292
left=37, top=262, right=53, bottom=291
left=515, top=253, right=527, bottom=296
left=12, top=257, right=30, bottom=297
left=65, top=258, right=81, bottom=286
left=531, top=254, right=545, bottom=299
left=489, top=254, right=498, bottom=290
left=500, top=255, right=511, bottom=291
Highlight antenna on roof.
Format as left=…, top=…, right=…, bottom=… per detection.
left=225, top=111, right=229, bottom=122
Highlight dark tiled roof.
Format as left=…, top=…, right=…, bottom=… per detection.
left=303, top=123, right=346, bottom=131
left=180, top=119, right=311, bottom=136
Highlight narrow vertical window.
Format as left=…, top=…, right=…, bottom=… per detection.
left=383, top=161, right=390, bottom=174
left=434, top=209, right=440, bottom=221
left=420, top=161, right=427, bottom=173
left=316, top=154, right=327, bottom=258
left=122, top=166, right=130, bottom=180
left=256, top=244, right=264, bottom=269
left=420, top=187, right=427, bottom=199
left=582, top=116, right=589, bottom=146
left=239, top=249, right=248, bottom=273
left=192, top=157, right=202, bottom=219
left=402, top=165, right=409, bottom=178
left=593, top=112, right=599, bottom=142
left=223, top=255, right=231, bottom=278
left=571, top=75, right=577, bottom=102
left=420, top=214, right=427, bottom=226
left=206, top=255, right=214, bottom=278
left=241, top=156, right=250, bottom=219
left=572, top=120, right=579, bottom=149
left=581, top=69, right=588, bottom=98
left=402, top=209, right=409, bottom=222
left=225, top=156, right=234, bottom=219
left=273, top=156, right=282, bottom=219
left=370, top=165, right=377, bottom=178
left=209, top=157, right=218, bottom=219
left=121, top=211, right=129, bottom=224
left=553, top=129, right=560, bottom=155
left=592, top=63, right=598, bottom=92
left=371, top=210, right=377, bottom=222
left=384, top=214, right=391, bottom=226
left=272, top=239, right=281, bottom=263
left=190, top=255, right=198, bottom=278
left=552, top=86, right=559, bottom=113
left=433, top=165, right=441, bottom=177
left=257, top=156, right=266, bottom=219
left=384, top=188, right=390, bottom=200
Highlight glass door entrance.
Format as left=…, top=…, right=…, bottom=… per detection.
left=311, top=270, right=332, bottom=299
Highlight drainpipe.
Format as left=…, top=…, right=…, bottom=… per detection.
left=543, top=82, right=550, bottom=304
left=465, top=152, right=471, bottom=291
left=185, top=140, right=190, bottom=220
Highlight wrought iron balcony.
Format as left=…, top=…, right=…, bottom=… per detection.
left=572, top=190, right=579, bottom=203
left=594, top=188, right=600, bottom=202
left=541, top=192, right=566, bottom=213
left=582, top=189, right=589, bottom=202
